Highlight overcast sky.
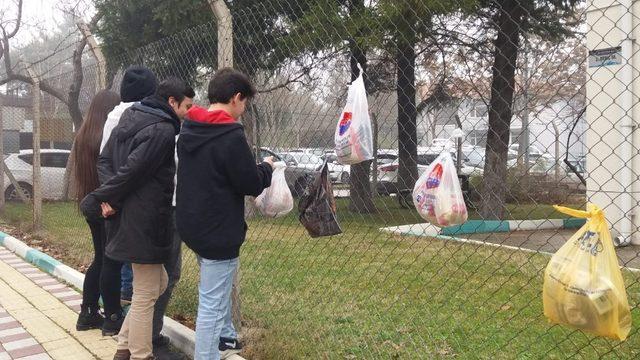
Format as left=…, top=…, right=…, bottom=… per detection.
left=1, top=0, right=95, bottom=46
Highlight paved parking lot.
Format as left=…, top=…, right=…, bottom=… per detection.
left=467, top=229, right=640, bottom=269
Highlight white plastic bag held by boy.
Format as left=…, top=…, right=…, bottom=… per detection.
left=334, top=63, right=374, bottom=165
left=255, top=162, right=294, bottom=218
left=413, top=152, right=467, bottom=227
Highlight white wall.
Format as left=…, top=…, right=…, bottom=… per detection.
left=586, top=0, right=640, bottom=242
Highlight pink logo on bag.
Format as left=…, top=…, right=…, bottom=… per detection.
left=339, top=112, right=352, bottom=136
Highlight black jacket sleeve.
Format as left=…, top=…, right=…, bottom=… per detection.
left=91, top=123, right=175, bottom=205
left=79, top=193, right=102, bottom=221
left=224, top=131, right=273, bottom=197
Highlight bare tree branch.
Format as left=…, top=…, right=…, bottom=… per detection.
left=89, top=10, right=103, bottom=28
left=0, top=72, right=69, bottom=103
left=258, top=48, right=341, bottom=94
left=1, top=27, right=14, bottom=76
left=458, top=49, right=490, bottom=104
left=24, top=31, right=80, bottom=68
left=5, top=0, right=23, bottom=39
left=258, top=70, right=313, bottom=93
left=0, top=1, right=106, bottom=124
left=67, top=36, right=87, bottom=127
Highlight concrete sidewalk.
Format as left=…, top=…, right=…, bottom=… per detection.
left=0, top=245, right=116, bottom=360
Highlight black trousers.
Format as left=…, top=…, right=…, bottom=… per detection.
left=82, top=219, right=122, bottom=317
left=152, top=208, right=182, bottom=341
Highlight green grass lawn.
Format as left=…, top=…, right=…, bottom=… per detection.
left=2, top=198, right=638, bottom=359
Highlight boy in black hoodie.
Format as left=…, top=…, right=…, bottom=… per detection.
left=176, top=69, right=273, bottom=360
left=82, top=77, right=190, bottom=360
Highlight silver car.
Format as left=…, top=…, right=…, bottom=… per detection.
left=321, top=152, right=351, bottom=184
left=259, top=148, right=317, bottom=197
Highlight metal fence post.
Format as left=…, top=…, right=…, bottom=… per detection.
left=26, top=67, right=42, bottom=232
left=209, top=0, right=233, bottom=69
left=209, top=0, right=242, bottom=332
left=77, top=20, right=107, bottom=90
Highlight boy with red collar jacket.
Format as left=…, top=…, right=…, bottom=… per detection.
left=176, top=68, right=273, bottom=360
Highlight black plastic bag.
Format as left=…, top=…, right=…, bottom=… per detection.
left=298, top=162, right=342, bottom=237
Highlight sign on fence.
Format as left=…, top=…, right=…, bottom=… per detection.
left=588, top=47, right=622, bottom=68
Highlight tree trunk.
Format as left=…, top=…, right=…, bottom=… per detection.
left=480, top=0, right=525, bottom=219
left=552, top=119, right=560, bottom=182
left=61, top=39, right=87, bottom=201
left=61, top=139, right=77, bottom=201
left=428, top=113, right=436, bottom=145
left=67, top=94, right=83, bottom=131
left=396, top=21, right=418, bottom=195
left=371, top=112, right=379, bottom=195
left=518, top=44, right=530, bottom=171
left=347, top=0, right=376, bottom=213
left=68, top=38, right=87, bottom=130
left=455, top=115, right=463, bottom=173
left=243, top=104, right=260, bottom=219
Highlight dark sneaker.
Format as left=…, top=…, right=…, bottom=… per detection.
left=112, top=349, right=130, bottom=360
left=153, top=334, right=171, bottom=349
left=102, top=311, right=124, bottom=337
left=153, top=346, right=185, bottom=360
left=76, top=306, right=104, bottom=331
left=219, top=337, right=242, bottom=358
left=121, top=289, right=132, bottom=306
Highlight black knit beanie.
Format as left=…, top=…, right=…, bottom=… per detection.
left=120, top=66, right=157, bottom=102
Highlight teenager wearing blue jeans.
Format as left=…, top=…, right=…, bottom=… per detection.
left=176, top=68, right=274, bottom=360
left=121, top=264, right=133, bottom=301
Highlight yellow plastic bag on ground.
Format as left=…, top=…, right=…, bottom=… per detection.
left=543, top=204, right=631, bottom=340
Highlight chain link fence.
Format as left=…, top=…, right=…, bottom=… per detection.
left=1, top=0, right=639, bottom=358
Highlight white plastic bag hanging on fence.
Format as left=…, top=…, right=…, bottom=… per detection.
left=334, top=63, right=374, bottom=165
left=255, top=162, right=294, bottom=218
left=413, top=152, right=468, bottom=227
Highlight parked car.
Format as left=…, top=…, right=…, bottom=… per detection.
left=464, top=145, right=569, bottom=175
left=322, top=152, right=351, bottom=184
left=4, top=149, right=70, bottom=201
left=321, top=149, right=397, bottom=184
left=432, top=138, right=455, bottom=149
left=289, top=148, right=327, bottom=158
left=376, top=149, right=398, bottom=167
left=259, top=148, right=317, bottom=197
left=508, top=143, right=552, bottom=161
left=280, top=152, right=324, bottom=172
left=462, top=146, right=486, bottom=168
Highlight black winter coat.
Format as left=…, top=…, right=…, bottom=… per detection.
left=176, top=119, right=272, bottom=260
left=80, top=95, right=180, bottom=264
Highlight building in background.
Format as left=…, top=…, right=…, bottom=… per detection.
left=417, top=95, right=586, bottom=163
left=0, top=91, right=74, bottom=154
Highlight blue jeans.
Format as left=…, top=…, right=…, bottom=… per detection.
left=194, top=257, right=238, bottom=360
left=121, top=263, right=133, bottom=295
